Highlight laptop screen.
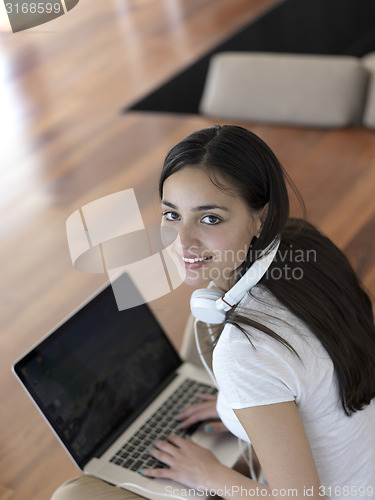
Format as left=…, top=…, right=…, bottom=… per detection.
left=14, top=275, right=182, bottom=468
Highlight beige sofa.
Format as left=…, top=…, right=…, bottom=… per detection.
left=199, top=52, right=375, bottom=129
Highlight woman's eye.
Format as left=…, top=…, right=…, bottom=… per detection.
left=201, top=215, right=221, bottom=225
left=163, top=211, right=180, bottom=221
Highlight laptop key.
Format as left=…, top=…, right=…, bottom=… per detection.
left=131, top=460, right=144, bottom=471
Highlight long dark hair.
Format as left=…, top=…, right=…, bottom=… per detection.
left=159, top=125, right=375, bottom=415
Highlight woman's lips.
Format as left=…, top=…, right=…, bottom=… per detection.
left=179, top=254, right=212, bottom=269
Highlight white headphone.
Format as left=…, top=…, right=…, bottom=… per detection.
left=190, top=236, right=280, bottom=324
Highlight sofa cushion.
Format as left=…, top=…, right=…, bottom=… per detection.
left=362, top=52, right=375, bottom=129
left=199, top=52, right=369, bottom=127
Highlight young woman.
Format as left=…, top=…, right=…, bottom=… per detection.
left=52, top=125, right=375, bottom=500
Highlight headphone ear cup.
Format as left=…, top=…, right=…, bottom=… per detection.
left=190, top=288, right=226, bottom=324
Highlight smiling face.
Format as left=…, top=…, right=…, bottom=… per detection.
left=161, top=166, right=265, bottom=290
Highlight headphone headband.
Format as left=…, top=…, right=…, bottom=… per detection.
left=190, top=236, right=280, bottom=324
left=216, top=236, right=280, bottom=312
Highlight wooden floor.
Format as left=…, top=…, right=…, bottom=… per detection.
left=0, top=1, right=374, bottom=499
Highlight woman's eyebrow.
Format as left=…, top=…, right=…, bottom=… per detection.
left=193, top=204, right=229, bottom=212
left=161, top=200, right=177, bottom=209
left=162, top=200, right=229, bottom=212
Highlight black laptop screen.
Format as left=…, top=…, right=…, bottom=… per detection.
left=14, top=276, right=182, bottom=468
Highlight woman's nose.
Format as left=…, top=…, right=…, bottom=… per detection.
left=178, top=223, right=200, bottom=251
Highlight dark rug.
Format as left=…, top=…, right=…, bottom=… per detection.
left=124, top=0, right=375, bottom=114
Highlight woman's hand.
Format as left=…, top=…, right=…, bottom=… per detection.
left=140, top=434, right=224, bottom=490
left=139, top=395, right=229, bottom=489
left=175, top=394, right=228, bottom=434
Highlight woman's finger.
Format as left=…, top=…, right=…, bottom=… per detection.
left=176, top=402, right=219, bottom=425
left=148, top=439, right=178, bottom=465
left=176, top=402, right=214, bottom=419
left=197, top=393, right=217, bottom=401
left=153, top=438, right=179, bottom=453
left=203, top=421, right=228, bottom=434
left=166, top=433, right=188, bottom=448
left=140, top=467, right=173, bottom=480
left=177, top=394, right=217, bottom=417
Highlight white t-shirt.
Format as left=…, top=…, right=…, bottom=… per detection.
left=213, top=286, right=375, bottom=498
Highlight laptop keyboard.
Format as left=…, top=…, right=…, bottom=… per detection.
left=109, top=378, right=217, bottom=472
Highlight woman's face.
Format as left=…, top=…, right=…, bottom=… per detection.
left=161, top=166, right=265, bottom=290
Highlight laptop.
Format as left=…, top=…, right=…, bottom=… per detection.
left=13, top=273, right=241, bottom=499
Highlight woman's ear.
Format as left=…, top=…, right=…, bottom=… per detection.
left=254, top=203, right=269, bottom=238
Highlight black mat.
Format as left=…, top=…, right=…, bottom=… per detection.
left=125, top=0, right=375, bottom=114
